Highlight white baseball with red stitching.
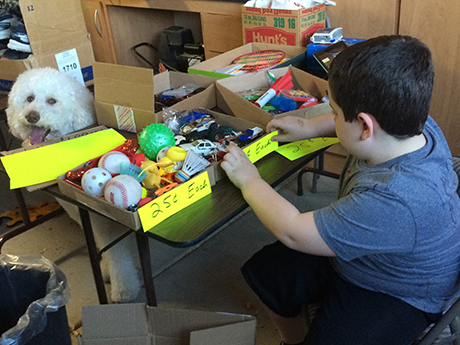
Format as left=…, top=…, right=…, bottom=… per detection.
left=104, top=175, right=142, bottom=209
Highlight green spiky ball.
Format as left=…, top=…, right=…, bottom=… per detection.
left=138, top=123, right=175, bottom=160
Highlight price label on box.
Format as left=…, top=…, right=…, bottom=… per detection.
left=138, top=171, right=212, bottom=231
left=243, top=131, right=279, bottom=163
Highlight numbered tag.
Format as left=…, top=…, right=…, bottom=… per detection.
left=243, top=131, right=279, bottom=163
left=276, top=137, right=340, bottom=161
left=138, top=171, right=212, bottom=231
left=55, top=48, right=85, bottom=85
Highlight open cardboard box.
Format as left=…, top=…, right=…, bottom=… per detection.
left=216, top=65, right=332, bottom=128
left=188, top=42, right=306, bottom=79
left=56, top=109, right=263, bottom=231
left=93, top=62, right=218, bottom=134
left=80, top=304, right=256, bottom=345
left=0, top=0, right=94, bottom=93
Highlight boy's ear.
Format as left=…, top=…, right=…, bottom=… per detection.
left=357, top=112, right=374, bottom=141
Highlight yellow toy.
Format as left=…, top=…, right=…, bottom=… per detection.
left=140, top=160, right=174, bottom=190
left=158, top=147, right=188, bottom=174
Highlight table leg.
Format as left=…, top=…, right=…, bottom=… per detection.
left=135, top=232, right=157, bottom=306
left=78, top=208, right=109, bottom=304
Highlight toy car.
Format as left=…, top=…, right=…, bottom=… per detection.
left=179, top=139, right=217, bottom=156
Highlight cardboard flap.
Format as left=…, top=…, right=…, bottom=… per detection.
left=20, top=0, right=88, bottom=48
left=94, top=62, right=155, bottom=110
left=147, top=307, right=253, bottom=338
left=190, top=320, right=256, bottom=345
left=82, top=304, right=149, bottom=339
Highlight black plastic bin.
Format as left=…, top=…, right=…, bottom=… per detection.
left=0, top=254, right=71, bottom=345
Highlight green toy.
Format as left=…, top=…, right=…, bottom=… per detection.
left=138, top=123, right=176, bottom=160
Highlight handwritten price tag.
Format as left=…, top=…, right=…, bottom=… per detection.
left=276, top=137, right=340, bottom=161
left=243, top=131, right=279, bottom=163
left=138, top=171, right=212, bottom=232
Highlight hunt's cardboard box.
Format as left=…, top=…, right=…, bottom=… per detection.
left=93, top=62, right=218, bottom=134
left=0, top=0, right=95, bottom=93
left=80, top=304, right=256, bottom=345
left=216, top=66, right=331, bottom=128
left=242, top=4, right=326, bottom=47
left=188, top=42, right=306, bottom=79
left=56, top=109, right=263, bottom=231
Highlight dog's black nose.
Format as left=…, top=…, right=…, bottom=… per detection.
left=26, top=111, right=40, bottom=124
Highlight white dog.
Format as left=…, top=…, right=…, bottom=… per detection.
left=6, top=67, right=142, bottom=303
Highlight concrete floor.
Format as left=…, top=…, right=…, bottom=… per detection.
left=0, top=159, right=339, bottom=345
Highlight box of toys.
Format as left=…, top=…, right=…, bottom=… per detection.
left=80, top=304, right=256, bottom=345
left=0, top=0, right=95, bottom=93
left=216, top=65, right=331, bottom=128
left=242, top=3, right=326, bottom=47
left=188, top=42, right=306, bottom=79
left=56, top=108, right=264, bottom=231
left=92, top=62, right=218, bottom=134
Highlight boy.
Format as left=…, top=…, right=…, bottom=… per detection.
left=221, top=35, right=460, bottom=345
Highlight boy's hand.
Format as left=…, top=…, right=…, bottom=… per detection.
left=267, top=116, right=310, bottom=142
left=221, top=143, right=261, bottom=190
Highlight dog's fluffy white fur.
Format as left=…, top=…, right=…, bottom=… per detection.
left=6, top=67, right=142, bottom=303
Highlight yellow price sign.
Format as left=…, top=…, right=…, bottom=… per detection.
left=138, top=171, right=212, bottom=231
left=276, top=137, right=340, bottom=161
left=243, top=131, right=279, bottom=163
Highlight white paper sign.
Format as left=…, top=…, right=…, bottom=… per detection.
left=55, top=48, right=84, bottom=85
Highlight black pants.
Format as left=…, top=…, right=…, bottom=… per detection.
left=241, top=241, right=440, bottom=345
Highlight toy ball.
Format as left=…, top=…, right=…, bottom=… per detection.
left=104, top=175, right=143, bottom=209
left=98, top=151, right=131, bottom=175
left=138, top=123, right=176, bottom=160
left=81, top=168, right=112, bottom=196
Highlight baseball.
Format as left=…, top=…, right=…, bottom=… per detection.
left=81, top=167, right=112, bottom=196
left=104, top=175, right=143, bottom=209
left=98, top=151, right=131, bottom=175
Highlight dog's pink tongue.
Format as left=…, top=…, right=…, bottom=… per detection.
left=30, top=127, right=48, bottom=145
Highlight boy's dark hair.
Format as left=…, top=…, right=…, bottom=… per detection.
left=328, top=35, right=434, bottom=137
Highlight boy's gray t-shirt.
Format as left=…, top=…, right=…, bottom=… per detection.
left=315, top=116, right=460, bottom=313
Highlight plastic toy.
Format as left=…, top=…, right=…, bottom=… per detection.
left=138, top=123, right=176, bottom=160
left=139, top=160, right=174, bottom=190
left=104, top=175, right=143, bottom=209
left=179, top=139, right=217, bottom=156
left=119, top=162, right=148, bottom=182
left=98, top=151, right=131, bottom=175
left=174, top=150, right=211, bottom=183
left=81, top=168, right=112, bottom=196
left=254, top=70, right=294, bottom=108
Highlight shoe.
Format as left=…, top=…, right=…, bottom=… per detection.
left=0, top=38, right=8, bottom=50
left=0, top=48, right=31, bottom=60
left=7, top=18, right=31, bottom=53
left=0, top=9, right=14, bottom=40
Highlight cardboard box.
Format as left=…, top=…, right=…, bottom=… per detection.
left=242, top=4, right=326, bottom=47
left=0, top=0, right=95, bottom=93
left=216, top=66, right=332, bottom=127
left=93, top=62, right=219, bottom=134
left=188, top=43, right=306, bottom=79
left=80, top=304, right=256, bottom=345
left=56, top=110, right=263, bottom=231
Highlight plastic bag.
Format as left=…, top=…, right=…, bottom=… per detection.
left=0, top=254, right=70, bottom=345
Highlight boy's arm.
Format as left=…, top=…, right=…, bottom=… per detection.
left=267, top=112, right=337, bottom=143
left=221, top=144, right=336, bottom=257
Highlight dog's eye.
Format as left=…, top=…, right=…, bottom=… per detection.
left=47, top=98, right=57, bottom=105
left=26, top=95, right=34, bottom=102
